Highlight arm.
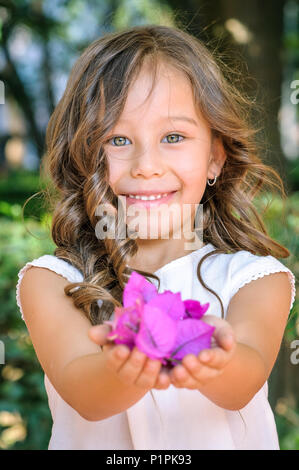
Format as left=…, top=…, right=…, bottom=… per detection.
left=19, top=267, right=162, bottom=422
left=61, top=350, right=155, bottom=421
left=169, top=272, right=292, bottom=410
left=192, top=340, right=267, bottom=410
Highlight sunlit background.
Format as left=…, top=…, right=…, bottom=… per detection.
left=0, top=0, right=298, bottom=450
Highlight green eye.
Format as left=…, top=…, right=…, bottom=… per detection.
left=109, top=136, right=130, bottom=146
left=107, top=133, right=185, bottom=146
left=164, top=134, right=184, bottom=144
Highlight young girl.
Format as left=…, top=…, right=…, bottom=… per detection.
left=16, top=24, right=296, bottom=450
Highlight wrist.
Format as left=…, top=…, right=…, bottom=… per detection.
left=196, top=342, right=267, bottom=410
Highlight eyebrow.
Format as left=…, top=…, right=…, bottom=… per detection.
left=166, top=116, right=198, bottom=126
left=117, top=115, right=199, bottom=127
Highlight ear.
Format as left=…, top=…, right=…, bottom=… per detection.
left=207, top=135, right=226, bottom=180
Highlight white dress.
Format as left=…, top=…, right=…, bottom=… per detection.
left=16, top=242, right=296, bottom=450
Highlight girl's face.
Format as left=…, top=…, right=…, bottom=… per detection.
left=104, top=60, right=225, bottom=242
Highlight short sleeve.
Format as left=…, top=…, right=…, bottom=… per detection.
left=16, top=255, right=84, bottom=322
left=229, top=252, right=296, bottom=313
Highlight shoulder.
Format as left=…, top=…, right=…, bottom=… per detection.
left=17, top=254, right=83, bottom=284
left=225, top=257, right=294, bottom=378
left=16, top=254, right=83, bottom=322
left=228, top=250, right=295, bottom=313
left=196, top=247, right=296, bottom=313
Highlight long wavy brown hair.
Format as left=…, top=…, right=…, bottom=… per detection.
left=38, top=24, right=290, bottom=327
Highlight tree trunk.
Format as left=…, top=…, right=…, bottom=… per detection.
left=218, top=0, right=287, bottom=187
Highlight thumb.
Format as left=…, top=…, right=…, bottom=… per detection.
left=215, top=327, right=235, bottom=351
left=88, top=324, right=112, bottom=346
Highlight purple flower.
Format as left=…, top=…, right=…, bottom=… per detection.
left=106, top=303, right=142, bottom=348
left=104, top=271, right=215, bottom=367
left=135, top=304, right=178, bottom=362
left=146, top=290, right=185, bottom=321
left=123, top=271, right=158, bottom=308
left=183, top=299, right=210, bottom=319
left=167, top=319, right=215, bottom=361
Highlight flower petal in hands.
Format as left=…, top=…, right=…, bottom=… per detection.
left=135, top=304, right=178, bottom=361
left=105, top=304, right=141, bottom=348
left=169, top=319, right=215, bottom=361
left=147, top=290, right=185, bottom=321
left=123, top=271, right=158, bottom=308
left=183, top=299, right=210, bottom=319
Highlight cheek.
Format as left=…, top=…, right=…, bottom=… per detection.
left=171, top=150, right=209, bottom=189
left=106, top=157, right=125, bottom=189
left=178, top=170, right=207, bottom=201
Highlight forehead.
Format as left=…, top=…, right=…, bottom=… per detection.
left=117, top=60, right=201, bottom=124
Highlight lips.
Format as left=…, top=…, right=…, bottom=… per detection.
left=126, top=192, right=172, bottom=201
left=121, top=190, right=177, bottom=197
left=123, top=191, right=177, bottom=208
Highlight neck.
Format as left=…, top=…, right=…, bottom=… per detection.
left=127, top=234, right=205, bottom=274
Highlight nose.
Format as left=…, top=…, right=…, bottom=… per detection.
left=130, top=146, right=166, bottom=179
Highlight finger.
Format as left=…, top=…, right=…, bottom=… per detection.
left=88, top=324, right=111, bottom=346
left=197, top=347, right=230, bottom=369
left=214, top=328, right=235, bottom=351
left=178, top=356, right=221, bottom=385
left=153, top=375, right=171, bottom=390
left=117, top=346, right=148, bottom=385
left=105, top=344, right=131, bottom=373
left=134, top=357, right=162, bottom=389
left=170, top=364, right=189, bottom=384
left=190, top=365, right=220, bottom=385
left=153, top=367, right=172, bottom=390
left=172, top=377, right=199, bottom=389
left=170, top=365, right=199, bottom=389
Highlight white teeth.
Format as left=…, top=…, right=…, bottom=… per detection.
left=128, top=193, right=170, bottom=201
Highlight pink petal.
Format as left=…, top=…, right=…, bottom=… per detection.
left=135, top=304, right=178, bottom=360
left=123, top=271, right=158, bottom=308
left=169, top=319, right=215, bottom=361
left=183, top=299, right=210, bottom=319
left=147, top=290, right=185, bottom=321
left=106, top=304, right=142, bottom=347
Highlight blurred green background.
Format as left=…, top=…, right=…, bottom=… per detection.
left=0, top=0, right=298, bottom=450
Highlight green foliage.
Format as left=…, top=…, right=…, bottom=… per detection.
left=274, top=405, right=299, bottom=450
left=254, top=192, right=299, bottom=343
left=287, top=159, right=299, bottom=192
left=0, top=211, right=55, bottom=449
left=112, top=0, right=174, bottom=29
left=0, top=169, right=49, bottom=220
left=254, top=192, right=299, bottom=449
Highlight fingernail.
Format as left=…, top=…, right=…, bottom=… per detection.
left=225, top=334, right=234, bottom=344
left=200, top=352, right=210, bottom=362
left=187, top=357, right=197, bottom=368
left=117, top=347, right=128, bottom=358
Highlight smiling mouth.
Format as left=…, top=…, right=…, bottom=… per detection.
left=125, top=192, right=174, bottom=201
left=120, top=191, right=177, bottom=207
